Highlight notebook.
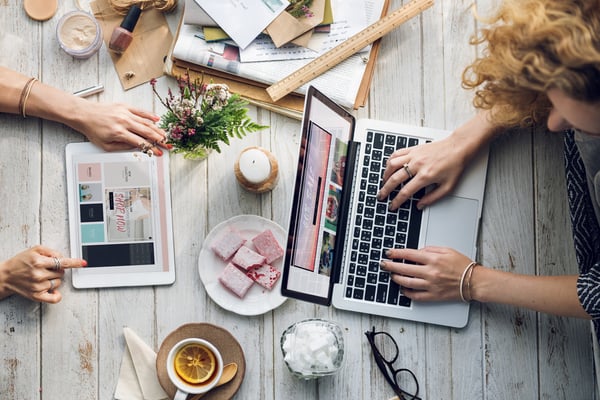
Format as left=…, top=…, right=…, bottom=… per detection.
left=281, top=86, right=488, bottom=328
left=65, top=143, right=175, bottom=289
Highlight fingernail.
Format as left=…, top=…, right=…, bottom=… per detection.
left=166, top=144, right=173, bottom=149
left=385, top=249, right=392, bottom=258
left=416, top=203, right=424, bottom=210
left=81, top=260, right=88, bottom=267
left=155, top=148, right=163, bottom=156
left=380, top=260, right=387, bottom=270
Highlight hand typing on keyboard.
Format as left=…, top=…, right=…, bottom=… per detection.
left=380, top=246, right=473, bottom=302
left=377, top=112, right=498, bottom=211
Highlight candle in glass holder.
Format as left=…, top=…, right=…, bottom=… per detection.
left=234, top=147, right=279, bottom=193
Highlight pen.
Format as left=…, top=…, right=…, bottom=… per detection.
left=73, top=84, right=104, bottom=98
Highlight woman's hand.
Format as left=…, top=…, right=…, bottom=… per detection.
left=0, top=246, right=86, bottom=303
left=377, top=112, right=501, bottom=210
left=377, top=135, right=469, bottom=210
left=69, top=101, right=170, bottom=156
left=381, top=246, right=473, bottom=301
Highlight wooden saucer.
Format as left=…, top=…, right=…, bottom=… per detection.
left=156, top=323, right=246, bottom=400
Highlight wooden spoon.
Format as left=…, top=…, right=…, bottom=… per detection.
left=189, top=362, right=238, bottom=400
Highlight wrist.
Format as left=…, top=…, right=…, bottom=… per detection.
left=467, top=263, right=491, bottom=303
left=0, top=261, right=14, bottom=300
left=454, top=111, right=501, bottom=147
left=25, top=81, right=88, bottom=129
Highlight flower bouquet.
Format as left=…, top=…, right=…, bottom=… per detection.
left=151, top=71, right=267, bottom=160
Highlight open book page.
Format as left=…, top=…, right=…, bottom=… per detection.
left=173, top=0, right=385, bottom=109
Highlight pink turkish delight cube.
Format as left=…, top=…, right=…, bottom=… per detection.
left=211, top=229, right=246, bottom=260
left=246, top=264, right=281, bottom=290
left=232, top=246, right=266, bottom=271
left=251, top=229, right=284, bottom=264
left=218, top=263, right=254, bottom=298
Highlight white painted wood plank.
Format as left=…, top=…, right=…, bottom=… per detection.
left=534, top=128, right=596, bottom=398
left=0, top=3, right=45, bottom=400
left=38, top=0, right=103, bottom=396
left=479, top=130, right=540, bottom=399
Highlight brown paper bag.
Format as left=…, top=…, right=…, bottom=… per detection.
left=265, top=0, right=326, bottom=48
left=90, top=0, right=173, bottom=90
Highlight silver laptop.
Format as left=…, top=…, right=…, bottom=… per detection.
left=281, top=86, right=488, bottom=328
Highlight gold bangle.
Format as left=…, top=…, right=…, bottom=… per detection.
left=465, top=262, right=478, bottom=302
left=459, top=261, right=477, bottom=303
left=18, top=77, right=38, bottom=118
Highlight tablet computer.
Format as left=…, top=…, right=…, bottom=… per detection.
left=65, top=142, right=175, bottom=288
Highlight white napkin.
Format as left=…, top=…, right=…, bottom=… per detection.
left=114, top=327, right=169, bottom=400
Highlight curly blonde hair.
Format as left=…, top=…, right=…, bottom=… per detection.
left=463, top=0, right=600, bottom=127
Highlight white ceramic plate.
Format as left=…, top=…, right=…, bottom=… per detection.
left=198, top=215, right=287, bottom=316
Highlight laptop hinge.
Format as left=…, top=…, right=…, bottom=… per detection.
left=333, top=140, right=360, bottom=285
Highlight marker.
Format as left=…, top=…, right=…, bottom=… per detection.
left=73, top=84, right=104, bottom=98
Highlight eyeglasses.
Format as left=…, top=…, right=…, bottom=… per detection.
left=364, top=327, right=421, bottom=400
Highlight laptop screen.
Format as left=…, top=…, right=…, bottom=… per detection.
left=282, top=86, right=355, bottom=305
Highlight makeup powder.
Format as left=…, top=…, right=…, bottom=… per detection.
left=56, top=11, right=103, bottom=59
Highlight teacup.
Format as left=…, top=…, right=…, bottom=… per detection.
left=166, top=338, right=224, bottom=399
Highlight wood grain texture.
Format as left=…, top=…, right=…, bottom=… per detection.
left=0, top=0, right=595, bottom=398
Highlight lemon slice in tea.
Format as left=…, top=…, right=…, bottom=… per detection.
left=174, top=343, right=217, bottom=384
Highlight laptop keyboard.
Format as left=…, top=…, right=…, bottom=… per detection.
left=344, top=130, right=426, bottom=307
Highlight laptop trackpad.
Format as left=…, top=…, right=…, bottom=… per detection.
left=424, top=196, right=479, bottom=258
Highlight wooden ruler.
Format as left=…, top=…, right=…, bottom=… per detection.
left=266, top=0, right=434, bottom=102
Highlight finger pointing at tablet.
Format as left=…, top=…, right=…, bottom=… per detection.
left=0, top=245, right=87, bottom=304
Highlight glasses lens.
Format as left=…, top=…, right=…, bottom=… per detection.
left=371, top=331, right=399, bottom=364
left=393, top=368, right=420, bottom=400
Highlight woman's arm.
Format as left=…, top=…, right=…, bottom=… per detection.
left=470, top=266, right=587, bottom=318
left=383, top=246, right=590, bottom=319
left=0, top=66, right=168, bottom=155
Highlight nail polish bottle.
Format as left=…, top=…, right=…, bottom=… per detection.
left=109, top=5, right=142, bottom=54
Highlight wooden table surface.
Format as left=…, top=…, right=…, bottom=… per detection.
left=0, top=0, right=595, bottom=399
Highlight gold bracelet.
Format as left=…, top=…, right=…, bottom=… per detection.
left=18, top=77, right=38, bottom=118
left=459, top=261, right=477, bottom=303
left=465, top=262, right=478, bottom=302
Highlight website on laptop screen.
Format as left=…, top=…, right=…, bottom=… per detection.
left=283, top=87, right=355, bottom=305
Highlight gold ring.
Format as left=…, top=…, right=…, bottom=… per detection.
left=139, top=142, right=154, bottom=157
left=403, top=163, right=414, bottom=179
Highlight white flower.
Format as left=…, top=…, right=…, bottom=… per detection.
left=204, top=83, right=231, bottom=111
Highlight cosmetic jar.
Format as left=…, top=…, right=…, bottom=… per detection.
left=56, top=11, right=103, bottom=59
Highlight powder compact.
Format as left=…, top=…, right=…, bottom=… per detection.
left=56, top=11, right=103, bottom=59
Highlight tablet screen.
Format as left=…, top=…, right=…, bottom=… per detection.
left=66, top=143, right=175, bottom=288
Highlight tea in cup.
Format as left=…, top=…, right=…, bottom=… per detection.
left=166, top=338, right=224, bottom=399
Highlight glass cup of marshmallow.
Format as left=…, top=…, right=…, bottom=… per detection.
left=280, top=319, right=345, bottom=379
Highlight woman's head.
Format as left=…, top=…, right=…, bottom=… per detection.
left=463, top=0, right=600, bottom=127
